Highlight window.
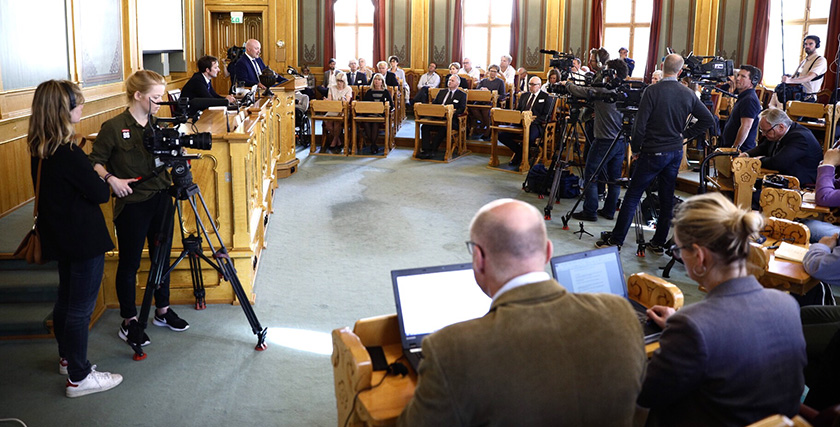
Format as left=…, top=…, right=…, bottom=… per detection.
left=462, top=0, right=513, bottom=69
left=334, top=0, right=374, bottom=69
left=762, top=0, right=828, bottom=87
left=0, top=0, right=70, bottom=90
left=603, top=0, right=652, bottom=77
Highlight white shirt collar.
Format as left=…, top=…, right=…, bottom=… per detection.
left=492, top=271, right=550, bottom=303
left=202, top=74, right=211, bottom=84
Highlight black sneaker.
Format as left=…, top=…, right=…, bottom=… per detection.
left=647, top=242, right=665, bottom=255
left=595, top=232, right=621, bottom=250
left=119, top=320, right=150, bottom=347
left=153, top=308, right=190, bottom=331
left=596, top=208, right=614, bottom=220
left=572, top=211, right=598, bottom=221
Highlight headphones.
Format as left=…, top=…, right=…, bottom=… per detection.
left=804, top=35, right=821, bottom=49
left=63, top=81, right=77, bottom=110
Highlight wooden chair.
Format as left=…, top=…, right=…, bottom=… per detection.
left=534, top=96, right=561, bottom=165
left=786, top=101, right=832, bottom=152
left=428, top=88, right=443, bottom=103
left=760, top=187, right=803, bottom=220
left=466, top=89, right=498, bottom=137
left=755, top=84, right=773, bottom=109
left=308, top=100, right=349, bottom=155
left=706, top=148, right=762, bottom=210
left=747, top=414, right=812, bottom=427
left=391, top=83, right=405, bottom=129
left=458, top=73, right=475, bottom=89
left=167, top=89, right=182, bottom=117
left=412, top=102, right=468, bottom=162
left=746, top=242, right=771, bottom=286
left=488, top=108, right=534, bottom=174
left=350, top=100, right=393, bottom=156
left=626, top=272, right=685, bottom=310
left=762, top=216, right=811, bottom=245
left=351, top=85, right=369, bottom=101
left=504, top=82, right=514, bottom=108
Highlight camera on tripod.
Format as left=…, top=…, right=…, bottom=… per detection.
left=142, top=102, right=212, bottom=160
left=540, top=49, right=587, bottom=95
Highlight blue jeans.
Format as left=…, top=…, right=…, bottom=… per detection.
left=583, top=137, right=626, bottom=215
left=55, top=254, right=105, bottom=382
left=801, top=218, right=840, bottom=244
left=610, top=149, right=682, bottom=245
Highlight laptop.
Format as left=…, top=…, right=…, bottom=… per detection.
left=391, top=263, right=492, bottom=371
left=549, top=247, right=663, bottom=344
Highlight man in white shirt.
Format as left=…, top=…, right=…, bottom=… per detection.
left=417, top=62, right=441, bottom=90
left=459, top=58, right=481, bottom=82
left=500, top=54, right=516, bottom=85
left=770, top=35, right=828, bottom=107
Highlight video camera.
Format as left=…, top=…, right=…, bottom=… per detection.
left=540, top=49, right=589, bottom=95
left=676, top=49, right=734, bottom=82
left=143, top=100, right=213, bottom=160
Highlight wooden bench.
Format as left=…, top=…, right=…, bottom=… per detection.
left=308, top=100, right=349, bottom=155
left=351, top=100, right=394, bottom=157
left=488, top=108, right=534, bottom=174
left=412, top=103, right=468, bottom=162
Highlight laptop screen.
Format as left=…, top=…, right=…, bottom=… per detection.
left=392, top=263, right=491, bottom=350
left=549, top=246, right=627, bottom=298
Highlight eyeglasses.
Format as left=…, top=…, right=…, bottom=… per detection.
left=529, top=83, right=540, bottom=86
left=465, top=241, right=483, bottom=256
left=759, top=123, right=779, bottom=135
left=669, top=244, right=688, bottom=261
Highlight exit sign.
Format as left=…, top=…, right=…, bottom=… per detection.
left=231, top=12, right=243, bottom=24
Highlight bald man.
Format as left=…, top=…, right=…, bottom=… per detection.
left=398, top=199, right=646, bottom=426
left=498, top=76, right=552, bottom=166
left=231, top=39, right=267, bottom=88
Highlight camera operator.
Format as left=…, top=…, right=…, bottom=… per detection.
left=562, top=59, right=628, bottom=222
left=596, top=54, right=715, bottom=252
left=770, top=35, right=827, bottom=107
left=181, top=55, right=237, bottom=105
left=89, top=70, right=190, bottom=350
left=720, top=65, right=762, bottom=151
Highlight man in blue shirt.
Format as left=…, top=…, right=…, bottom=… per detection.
left=721, top=65, right=762, bottom=151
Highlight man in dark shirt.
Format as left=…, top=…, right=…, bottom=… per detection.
left=181, top=56, right=236, bottom=105
left=619, top=48, right=635, bottom=77
left=469, top=64, right=507, bottom=140
left=418, top=75, right=467, bottom=159
left=597, top=54, right=715, bottom=251
left=741, top=107, right=823, bottom=185
left=721, top=65, right=762, bottom=151
left=498, top=76, right=552, bottom=166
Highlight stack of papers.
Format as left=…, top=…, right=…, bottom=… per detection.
left=773, top=242, right=808, bottom=263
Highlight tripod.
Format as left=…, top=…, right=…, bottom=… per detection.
left=127, top=158, right=268, bottom=360
left=543, top=102, right=593, bottom=221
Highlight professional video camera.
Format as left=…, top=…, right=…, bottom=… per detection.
left=142, top=101, right=212, bottom=160
left=540, top=49, right=587, bottom=95
left=678, top=51, right=734, bottom=82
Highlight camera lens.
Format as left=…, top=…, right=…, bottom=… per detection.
left=179, top=132, right=213, bottom=151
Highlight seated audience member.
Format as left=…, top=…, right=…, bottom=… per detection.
left=318, top=58, right=339, bottom=97
left=769, top=35, right=827, bottom=107
left=618, top=47, right=635, bottom=77
left=650, top=69, right=663, bottom=84
left=499, top=54, right=516, bottom=84
left=360, top=73, right=394, bottom=154
left=468, top=64, right=507, bottom=140
left=181, top=55, right=236, bottom=105
left=799, top=149, right=840, bottom=242
left=443, top=62, right=469, bottom=90
left=418, top=75, right=467, bottom=159
left=740, top=107, right=823, bottom=186
left=300, top=65, right=316, bottom=99
left=720, top=65, right=762, bottom=152
left=375, top=61, right=400, bottom=87
left=321, top=72, right=352, bottom=154
left=358, top=57, right=374, bottom=81
left=398, top=199, right=646, bottom=426
left=412, top=62, right=441, bottom=105
left=639, top=193, right=806, bottom=426
left=388, top=55, right=410, bottom=102
left=513, top=67, right=530, bottom=94
left=499, top=76, right=551, bottom=166
left=346, top=59, right=368, bottom=87
left=541, top=69, right=561, bottom=92
left=459, top=58, right=480, bottom=82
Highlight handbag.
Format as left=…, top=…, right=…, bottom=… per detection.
left=13, top=159, right=46, bottom=264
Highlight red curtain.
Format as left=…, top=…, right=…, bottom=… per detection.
left=452, top=0, right=464, bottom=63
left=644, top=0, right=663, bottom=83
left=372, top=0, right=387, bottom=63
left=746, top=0, right=771, bottom=70
left=589, top=0, right=604, bottom=51
left=509, top=0, right=520, bottom=65
left=822, top=0, right=839, bottom=98
left=324, top=0, right=338, bottom=68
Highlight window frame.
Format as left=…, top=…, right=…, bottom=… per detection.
left=762, top=0, right=828, bottom=87
left=462, top=0, right=514, bottom=68
left=334, top=0, right=374, bottom=67
left=603, top=0, right=651, bottom=65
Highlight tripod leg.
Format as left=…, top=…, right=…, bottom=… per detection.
left=634, top=203, right=646, bottom=258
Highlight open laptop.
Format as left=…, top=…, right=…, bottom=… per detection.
left=550, top=247, right=663, bottom=344
left=391, top=263, right=492, bottom=371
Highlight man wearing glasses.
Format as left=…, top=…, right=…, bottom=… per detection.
left=398, top=199, right=646, bottom=426
left=740, top=107, right=822, bottom=186
left=498, top=76, right=552, bottom=166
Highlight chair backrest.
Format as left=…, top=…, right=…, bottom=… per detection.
left=786, top=100, right=827, bottom=121
left=747, top=242, right=769, bottom=282
left=467, top=89, right=496, bottom=104
left=414, top=103, right=452, bottom=119
left=458, top=73, right=474, bottom=89
left=491, top=108, right=532, bottom=125
left=310, top=99, right=345, bottom=114
left=352, top=100, right=386, bottom=115
left=429, top=88, right=442, bottom=102
left=763, top=216, right=811, bottom=245
left=626, top=272, right=685, bottom=310
left=759, top=187, right=803, bottom=220
left=714, top=147, right=739, bottom=178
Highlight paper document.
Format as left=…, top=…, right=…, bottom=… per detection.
left=773, top=242, right=808, bottom=263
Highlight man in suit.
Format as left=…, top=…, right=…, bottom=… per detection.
left=398, top=198, right=646, bottom=426
left=318, top=58, right=338, bottom=97
left=418, top=74, right=466, bottom=159
left=499, top=76, right=552, bottom=166
left=231, top=39, right=267, bottom=88
left=346, top=58, right=367, bottom=87
left=741, top=107, right=823, bottom=186
left=181, top=56, right=236, bottom=105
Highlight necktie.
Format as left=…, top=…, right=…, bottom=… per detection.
left=526, top=94, right=535, bottom=111
left=350, top=73, right=355, bottom=83
left=442, top=90, right=451, bottom=105
left=252, top=59, right=260, bottom=80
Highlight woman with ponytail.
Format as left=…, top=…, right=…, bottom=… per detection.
left=637, top=193, right=806, bottom=426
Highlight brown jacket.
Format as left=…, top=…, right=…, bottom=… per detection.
left=398, top=279, right=646, bottom=426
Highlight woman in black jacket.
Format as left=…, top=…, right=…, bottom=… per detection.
left=28, top=80, right=122, bottom=397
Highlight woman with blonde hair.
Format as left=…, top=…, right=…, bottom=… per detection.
left=638, top=193, right=806, bottom=426
left=322, top=71, right=352, bottom=153
left=89, top=70, right=190, bottom=350
left=28, top=80, right=121, bottom=397
left=359, top=73, right=394, bottom=154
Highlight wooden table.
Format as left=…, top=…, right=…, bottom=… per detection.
left=761, top=242, right=820, bottom=295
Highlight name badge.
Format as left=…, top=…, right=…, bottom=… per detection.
left=538, top=99, right=545, bottom=103
left=122, top=129, right=131, bottom=139
left=453, top=99, right=459, bottom=103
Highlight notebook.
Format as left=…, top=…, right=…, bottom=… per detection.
left=391, top=263, right=492, bottom=371
left=550, top=247, right=663, bottom=344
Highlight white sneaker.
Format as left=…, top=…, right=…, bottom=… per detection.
left=65, top=368, right=123, bottom=398
left=59, top=358, right=68, bottom=375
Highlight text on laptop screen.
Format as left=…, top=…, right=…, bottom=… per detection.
left=395, top=268, right=491, bottom=337
left=552, top=252, right=627, bottom=297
